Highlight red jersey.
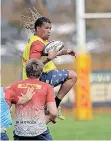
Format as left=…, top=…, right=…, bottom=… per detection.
left=8, top=78, right=55, bottom=136
left=30, top=40, right=44, bottom=59
left=4, top=88, right=19, bottom=106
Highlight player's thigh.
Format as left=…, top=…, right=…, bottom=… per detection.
left=68, top=70, right=77, bottom=82
left=40, top=69, right=69, bottom=87
left=68, top=70, right=77, bottom=78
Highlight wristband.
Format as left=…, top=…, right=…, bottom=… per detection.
left=47, top=58, right=52, bottom=61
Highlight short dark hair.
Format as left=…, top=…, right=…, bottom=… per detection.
left=26, top=59, right=44, bottom=78
left=34, top=17, right=51, bottom=30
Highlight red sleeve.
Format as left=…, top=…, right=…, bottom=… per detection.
left=4, top=89, right=19, bottom=106
left=29, top=40, right=44, bottom=59
left=46, top=85, right=55, bottom=103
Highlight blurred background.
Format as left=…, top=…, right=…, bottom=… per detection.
left=1, top=0, right=111, bottom=140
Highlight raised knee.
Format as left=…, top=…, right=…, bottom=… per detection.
left=68, top=70, right=77, bottom=83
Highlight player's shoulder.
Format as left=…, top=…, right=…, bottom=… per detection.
left=31, top=35, right=44, bottom=46
left=32, top=40, right=44, bottom=45
left=15, top=80, right=26, bottom=85
left=7, top=80, right=26, bottom=88
left=31, top=40, right=45, bottom=52
left=4, top=88, right=15, bottom=95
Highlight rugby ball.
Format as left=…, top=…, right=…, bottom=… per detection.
left=42, top=40, right=64, bottom=56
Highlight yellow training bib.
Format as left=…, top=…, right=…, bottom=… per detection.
left=22, top=35, right=56, bottom=80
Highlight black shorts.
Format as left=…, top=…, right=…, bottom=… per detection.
left=40, top=69, right=69, bottom=87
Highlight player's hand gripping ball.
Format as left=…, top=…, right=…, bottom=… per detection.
left=42, top=40, right=64, bottom=56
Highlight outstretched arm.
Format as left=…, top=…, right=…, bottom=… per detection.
left=4, top=87, right=35, bottom=106
left=56, top=49, right=76, bottom=57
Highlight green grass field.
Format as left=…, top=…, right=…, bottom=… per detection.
left=7, top=113, right=111, bottom=140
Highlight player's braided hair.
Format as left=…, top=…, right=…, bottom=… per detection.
left=21, top=7, right=42, bottom=33
left=26, top=59, right=44, bottom=78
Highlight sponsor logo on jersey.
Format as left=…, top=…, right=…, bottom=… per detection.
left=18, top=84, right=42, bottom=89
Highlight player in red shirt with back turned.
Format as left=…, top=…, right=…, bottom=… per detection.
left=8, top=59, right=58, bottom=140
